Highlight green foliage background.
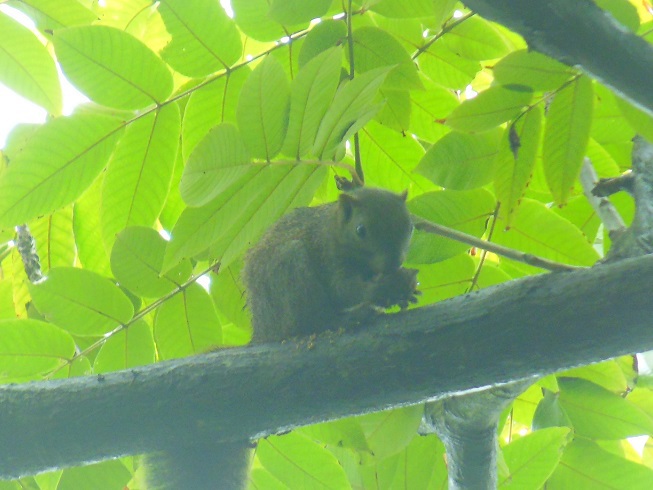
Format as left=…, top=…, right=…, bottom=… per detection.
left=1, top=0, right=653, bottom=488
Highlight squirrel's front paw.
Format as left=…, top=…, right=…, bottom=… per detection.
left=372, top=268, right=420, bottom=309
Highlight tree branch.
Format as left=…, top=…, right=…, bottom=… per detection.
left=413, top=217, right=583, bottom=272
left=603, top=137, right=653, bottom=261
left=423, top=381, right=533, bottom=489
left=580, top=158, right=627, bottom=240
left=3, top=254, right=653, bottom=479
left=463, top=0, right=653, bottom=117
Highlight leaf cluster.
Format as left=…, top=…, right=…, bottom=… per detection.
left=1, top=0, right=653, bottom=488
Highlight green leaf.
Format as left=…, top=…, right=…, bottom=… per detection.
left=629, top=388, right=653, bottom=419
left=592, top=84, right=637, bottom=144
left=0, top=319, right=75, bottom=380
left=249, top=469, right=287, bottom=490
left=0, top=114, right=123, bottom=229
left=493, top=199, right=599, bottom=266
left=111, top=226, right=192, bottom=298
left=2, top=123, right=40, bottom=161
left=165, top=164, right=327, bottom=270
left=596, top=0, right=640, bottom=32
left=31, top=207, right=75, bottom=272
left=476, top=261, right=513, bottom=289
left=180, top=123, right=251, bottom=207
left=159, top=148, right=185, bottom=231
left=555, top=200, right=598, bottom=248
left=375, top=88, right=411, bottom=132
left=153, top=283, right=221, bottom=359
left=499, top=427, right=570, bottom=489
left=548, top=439, right=653, bottom=489
left=52, top=25, right=173, bottom=110
left=512, top=383, right=547, bottom=427
left=268, top=0, right=331, bottom=26
left=416, top=129, right=501, bottom=190
left=8, top=0, right=97, bottom=31
left=236, top=56, right=290, bottom=160
left=446, top=85, right=533, bottom=133
left=542, top=76, right=594, bottom=205
left=420, top=42, right=480, bottom=90
left=390, top=435, right=443, bottom=489
left=442, top=16, right=511, bottom=60
left=256, top=432, right=350, bottom=489
left=282, top=47, right=343, bottom=159
left=101, top=104, right=180, bottom=248
left=359, top=121, right=430, bottom=192
left=29, top=267, right=134, bottom=336
left=359, top=405, right=424, bottom=462
left=94, top=319, right=156, bottom=373
left=0, top=281, right=13, bottom=320
left=357, top=452, right=401, bottom=488
left=558, top=377, right=653, bottom=439
left=73, top=177, right=111, bottom=276
left=409, top=80, right=459, bottom=143
left=158, top=0, right=242, bottom=77
left=298, top=19, right=347, bottom=68
left=616, top=95, right=653, bottom=143
left=165, top=168, right=253, bottom=268
left=494, top=106, right=543, bottom=227
left=376, top=18, right=429, bottom=54
left=301, top=419, right=371, bottom=453
left=562, top=360, right=629, bottom=393
left=352, top=26, right=422, bottom=90
left=34, top=471, right=62, bottom=490
left=532, top=389, right=573, bottom=431
left=57, top=459, right=131, bottom=490
left=313, top=67, right=389, bottom=160
left=0, top=12, right=62, bottom=114
left=408, top=189, right=497, bottom=263
left=415, top=254, right=476, bottom=304
left=209, top=263, right=250, bottom=338
left=232, top=0, right=285, bottom=42
left=371, top=0, right=444, bottom=18
left=493, top=50, right=576, bottom=92
left=182, top=68, right=250, bottom=160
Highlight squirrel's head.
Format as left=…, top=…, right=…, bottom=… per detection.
left=337, top=187, right=413, bottom=275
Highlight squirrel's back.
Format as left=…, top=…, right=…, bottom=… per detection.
left=243, top=187, right=415, bottom=343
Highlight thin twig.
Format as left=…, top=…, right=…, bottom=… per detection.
left=46, top=263, right=219, bottom=378
left=467, top=202, right=500, bottom=292
left=413, top=217, right=584, bottom=272
left=347, top=0, right=364, bottom=184
left=591, top=172, right=635, bottom=197
left=580, top=158, right=627, bottom=240
left=412, top=11, right=476, bottom=61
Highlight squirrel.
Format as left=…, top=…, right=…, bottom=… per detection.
left=243, top=183, right=419, bottom=342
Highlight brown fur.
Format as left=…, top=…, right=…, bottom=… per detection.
left=244, top=187, right=418, bottom=343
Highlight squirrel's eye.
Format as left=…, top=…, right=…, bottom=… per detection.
left=356, top=224, right=367, bottom=238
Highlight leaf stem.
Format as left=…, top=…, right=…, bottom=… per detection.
left=346, top=0, right=364, bottom=184
left=46, top=263, right=219, bottom=378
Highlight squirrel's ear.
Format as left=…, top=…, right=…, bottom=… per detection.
left=334, top=175, right=357, bottom=191
left=339, top=193, right=358, bottom=222
left=399, top=190, right=408, bottom=201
